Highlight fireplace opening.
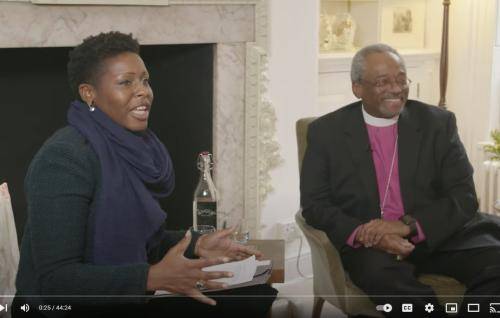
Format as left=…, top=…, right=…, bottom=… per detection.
left=0, top=44, right=214, bottom=242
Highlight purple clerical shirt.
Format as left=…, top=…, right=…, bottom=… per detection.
left=346, top=106, right=425, bottom=247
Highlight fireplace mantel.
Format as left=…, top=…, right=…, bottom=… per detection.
left=0, top=0, right=280, bottom=237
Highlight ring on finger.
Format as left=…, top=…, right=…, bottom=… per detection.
left=195, top=280, right=205, bottom=290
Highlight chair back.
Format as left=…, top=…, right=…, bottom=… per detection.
left=296, top=117, right=316, bottom=173
left=295, top=118, right=382, bottom=317
left=295, top=210, right=346, bottom=308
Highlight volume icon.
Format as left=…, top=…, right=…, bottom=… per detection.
left=20, top=304, right=30, bottom=312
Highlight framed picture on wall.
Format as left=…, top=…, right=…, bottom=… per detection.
left=380, top=0, right=426, bottom=48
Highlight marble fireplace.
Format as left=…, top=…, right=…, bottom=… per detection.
left=0, top=0, right=280, bottom=238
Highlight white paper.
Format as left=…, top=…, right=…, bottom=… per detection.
left=154, top=256, right=273, bottom=296
left=256, top=259, right=271, bottom=266
left=202, top=255, right=256, bottom=285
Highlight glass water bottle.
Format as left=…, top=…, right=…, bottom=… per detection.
left=192, top=151, right=217, bottom=230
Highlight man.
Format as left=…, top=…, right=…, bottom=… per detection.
left=300, top=43, right=500, bottom=316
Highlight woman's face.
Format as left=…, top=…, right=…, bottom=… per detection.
left=84, top=52, right=153, bottom=132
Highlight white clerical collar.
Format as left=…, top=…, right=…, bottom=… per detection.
left=362, top=104, right=399, bottom=127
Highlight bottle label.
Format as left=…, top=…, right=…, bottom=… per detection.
left=195, top=202, right=217, bottom=228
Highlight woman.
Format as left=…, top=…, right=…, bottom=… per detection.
left=13, top=31, right=276, bottom=318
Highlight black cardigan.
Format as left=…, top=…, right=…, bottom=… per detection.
left=16, top=126, right=198, bottom=304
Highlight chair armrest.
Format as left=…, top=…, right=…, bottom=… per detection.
left=295, top=210, right=348, bottom=295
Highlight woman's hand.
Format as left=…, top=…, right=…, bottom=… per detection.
left=195, top=226, right=263, bottom=261
left=146, top=231, right=234, bottom=306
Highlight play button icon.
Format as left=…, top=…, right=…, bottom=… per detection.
left=0, top=304, right=6, bottom=312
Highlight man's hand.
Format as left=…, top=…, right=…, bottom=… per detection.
left=373, top=233, right=415, bottom=259
left=356, top=219, right=410, bottom=247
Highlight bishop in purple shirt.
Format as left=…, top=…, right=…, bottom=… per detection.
left=300, top=43, right=500, bottom=316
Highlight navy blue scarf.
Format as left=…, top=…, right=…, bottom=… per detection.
left=67, top=100, right=174, bottom=265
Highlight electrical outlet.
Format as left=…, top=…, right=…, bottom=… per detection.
left=277, top=221, right=301, bottom=242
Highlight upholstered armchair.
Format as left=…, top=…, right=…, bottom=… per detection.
left=295, top=117, right=466, bottom=318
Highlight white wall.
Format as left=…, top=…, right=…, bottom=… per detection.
left=425, top=0, right=444, bottom=52
left=260, top=0, right=319, bottom=259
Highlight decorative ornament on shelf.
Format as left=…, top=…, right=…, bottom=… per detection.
left=483, top=129, right=500, bottom=161
left=331, top=12, right=356, bottom=51
left=320, top=12, right=356, bottom=52
left=320, top=11, right=337, bottom=52
left=319, top=0, right=356, bottom=53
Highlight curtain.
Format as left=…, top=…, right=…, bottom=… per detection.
left=447, top=0, right=498, bottom=195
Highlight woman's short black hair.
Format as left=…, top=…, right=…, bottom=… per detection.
left=67, top=31, right=140, bottom=100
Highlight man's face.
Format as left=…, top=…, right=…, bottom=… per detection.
left=352, top=52, right=409, bottom=118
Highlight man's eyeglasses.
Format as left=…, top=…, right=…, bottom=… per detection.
left=360, top=77, right=412, bottom=90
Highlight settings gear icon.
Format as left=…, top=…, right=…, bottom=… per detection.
left=425, top=303, right=435, bottom=313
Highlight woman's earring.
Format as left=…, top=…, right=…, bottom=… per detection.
left=87, top=101, right=95, bottom=112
